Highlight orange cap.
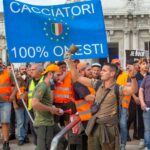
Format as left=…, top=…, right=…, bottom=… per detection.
left=42, top=64, right=60, bottom=75
left=77, top=62, right=89, bottom=71
left=111, top=58, right=120, bottom=64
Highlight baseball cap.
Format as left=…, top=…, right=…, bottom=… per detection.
left=42, top=64, right=60, bottom=75
left=91, top=63, right=101, bottom=68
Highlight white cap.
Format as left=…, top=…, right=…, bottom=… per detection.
left=91, top=63, right=101, bottom=68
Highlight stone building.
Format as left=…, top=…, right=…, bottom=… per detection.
left=1, top=0, right=150, bottom=66
left=0, top=11, right=7, bottom=64
left=102, top=0, right=150, bottom=67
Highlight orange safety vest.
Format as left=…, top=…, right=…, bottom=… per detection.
left=0, top=69, right=12, bottom=101
left=116, top=71, right=131, bottom=109
left=16, top=86, right=25, bottom=100
left=75, top=86, right=95, bottom=121
left=54, top=72, right=74, bottom=103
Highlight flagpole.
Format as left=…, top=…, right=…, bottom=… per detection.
left=107, top=56, right=110, bottom=63
left=11, top=64, right=34, bottom=123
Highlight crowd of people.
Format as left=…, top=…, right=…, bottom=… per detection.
left=0, top=53, right=150, bottom=150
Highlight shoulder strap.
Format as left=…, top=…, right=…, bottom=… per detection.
left=114, top=83, right=120, bottom=118
left=99, top=89, right=111, bottom=105
left=95, top=81, right=102, bottom=91
left=114, top=83, right=120, bottom=101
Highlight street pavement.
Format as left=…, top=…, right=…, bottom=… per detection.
left=0, top=128, right=144, bottom=150
left=0, top=138, right=143, bottom=150
left=0, top=141, right=35, bottom=150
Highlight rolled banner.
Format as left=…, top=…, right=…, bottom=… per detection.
left=68, top=44, right=78, bottom=54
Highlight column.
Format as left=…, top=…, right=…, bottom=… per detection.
left=132, top=29, right=139, bottom=50
left=123, top=30, right=130, bottom=68
left=0, top=34, right=7, bottom=64
left=124, top=30, right=130, bottom=50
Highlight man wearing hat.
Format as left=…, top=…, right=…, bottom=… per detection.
left=32, top=64, right=64, bottom=150
left=91, top=63, right=102, bottom=79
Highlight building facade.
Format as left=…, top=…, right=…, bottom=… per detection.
left=102, top=0, right=150, bottom=67
left=0, top=13, right=7, bottom=64
left=1, top=0, right=150, bottom=66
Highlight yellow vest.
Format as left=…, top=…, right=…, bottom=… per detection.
left=116, top=71, right=131, bottom=109
left=28, top=76, right=44, bottom=110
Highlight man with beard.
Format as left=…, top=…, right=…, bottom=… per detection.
left=91, top=63, right=102, bottom=79
left=68, top=62, right=95, bottom=150
left=32, top=64, right=65, bottom=150
left=11, top=65, right=30, bottom=146
left=53, top=61, right=76, bottom=127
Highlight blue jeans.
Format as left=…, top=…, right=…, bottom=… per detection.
left=119, top=107, right=128, bottom=145
left=143, top=111, right=150, bottom=149
left=15, top=107, right=29, bottom=141
left=0, top=102, right=11, bottom=123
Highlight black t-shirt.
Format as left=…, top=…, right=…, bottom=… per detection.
left=135, top=72, right=149, bottom=88
left=73, top=82, right=90, bottom=100
left=26, top=77, right=54, bottom=91
left=26, top=78, right=39, bottom=92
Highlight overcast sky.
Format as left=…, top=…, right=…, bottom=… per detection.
left=0, top=0, right=66, bottom=12
left=0, top=0, right=128, bottom=12
left=0, top=0, right=3, bottom=12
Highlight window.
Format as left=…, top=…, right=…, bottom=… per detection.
left=99, top=42, right=119, bottom=65
left=144, top=41, right=150, bottom=57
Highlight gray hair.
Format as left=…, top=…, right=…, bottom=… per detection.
left=36, top=63, right=44, bottom=72
left=19, top=65, right=26, bottom=70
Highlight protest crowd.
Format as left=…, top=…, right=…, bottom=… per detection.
left=1, top=0, right=150, bottom=150
left=0, top=51, right=149, bottom=150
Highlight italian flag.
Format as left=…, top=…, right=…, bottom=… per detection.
left=51, top=23, right=62, bottom=36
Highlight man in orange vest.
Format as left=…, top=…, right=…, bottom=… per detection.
left=72, top=62, right=95, bottom=150
left=54, top=61, right=76, bottom=126
left=111, top=58, right=131, bottom=150
left=0, top=58, right=15, bottom=150
left=74, top=62, right=95, bottom=124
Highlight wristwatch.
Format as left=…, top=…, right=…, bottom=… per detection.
left=131, top=76, right=136, bottom=79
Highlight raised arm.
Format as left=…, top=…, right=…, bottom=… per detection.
left=121, top=65, right=138, bottom=96
left=64, top=52, right=92, bottom=87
